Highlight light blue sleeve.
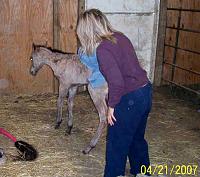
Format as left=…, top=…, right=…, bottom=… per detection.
left=78, top=48, right=106, bottom=88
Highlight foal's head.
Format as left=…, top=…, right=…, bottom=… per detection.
left=30, top=43, right=51, bottom=76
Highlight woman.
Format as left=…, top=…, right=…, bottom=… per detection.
left=77, top=9, right=152, bottom=177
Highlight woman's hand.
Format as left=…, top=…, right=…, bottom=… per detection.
left=107, top=107, right=117, bottom=126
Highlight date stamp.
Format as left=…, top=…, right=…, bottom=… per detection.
left=141, top=164, right=198, bottom=176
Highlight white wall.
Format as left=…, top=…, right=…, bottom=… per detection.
left=85, top=0, right=160, bottom=81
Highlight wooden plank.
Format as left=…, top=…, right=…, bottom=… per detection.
left=52, top=0, right=78, bottom=93
left=53, top=0, right=60, bottom=50
left=173, top=49, right=200, bottom=85
left=181, top=0, right=200, bottom=10
left=167, top=10, right=179, bottom=28
left=58, top=0, right=78, bottom=53
left=162, top=46, right=175, bottom=84
left=165, top=28, right=177, bottom=46
left=167, top=0, right=182, bottom=8
left=52, top=0, right=59, bottom=93
left=178, top=31, right=200, bottom=52
left=173, top=68, right=200, bottom=85
left=0, top=0, right=54, bottom=94
left=163, top=64, right=173, bottom=82
left=77, top=0, right=87, bottom=92
left=162, top=0, right=200, bottom=88
left=0, top=0, right=79, bottom=94
left=164, top=46, right=174, bottom=63
left=180, top=11, right=200, bottom=31
left=168, top=0, right=200, bottom=10
left=29, top=0, right=54, bottom=93
left=176, top=50, right=200, bottom=73
left=154, top=0, right=167, bottom=86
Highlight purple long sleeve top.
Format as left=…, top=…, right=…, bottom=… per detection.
left=96, top=32, right=149, bottom=108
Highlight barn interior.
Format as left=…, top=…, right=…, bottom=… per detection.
left=0, top=0, right=199, bottom=177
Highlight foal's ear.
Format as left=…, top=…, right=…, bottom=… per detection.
left=32, top=43, right=36, bottom=51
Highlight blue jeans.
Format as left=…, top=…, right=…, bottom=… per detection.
left=104, top=83, right=152, bottom=177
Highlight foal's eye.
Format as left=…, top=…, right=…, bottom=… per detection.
left=30, top=58, right=33, bottom=61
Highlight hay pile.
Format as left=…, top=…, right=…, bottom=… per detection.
left=0, top=90, right=199, bottom=177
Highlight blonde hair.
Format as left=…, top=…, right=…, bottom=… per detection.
left=77, top=9, right=117, bottom=55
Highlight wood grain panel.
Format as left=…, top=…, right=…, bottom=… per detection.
left=173, top=68, right=200, bottom=85
left=176, top=50, right=200, bottom=72
left=58, top=0, right=78, bottom=53
left=168, top=0, right=200, bottom=9
left=0, top=0, right=78, bottom=93
left=181, top=0, right=200, bottom=9
left=165, top=28, right=177, bottom=46
left=163, top=64, right=173, bottom=81
left=163, top=47, right=174, bottom=83
left=174, top=50, right=200, bottom=85
left=27, top=0, right=54, bottom=93
left=167, top=10, right=179, bottom=28
left=179, top=31, right=200, bottom=52
left=167, top=0, right=182, bottom=8
left=164, top=46, right=174, bottom=63
left=173, top=69, right=190, bottom=84
left=0, top=0, right=54, bottom=94
left=162, top=0, right=200, bottom=87
left=181, top=12, right=200, bottom=31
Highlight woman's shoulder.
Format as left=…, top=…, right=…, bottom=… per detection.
left=97, top=32, right=121, bottom=51
left=113, top=31, right=129, bottom=41
left=97, top=31, right=131, bottom=53
left=114, top=32, right=133, bottom=45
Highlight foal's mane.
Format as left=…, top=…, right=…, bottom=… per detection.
left=35, top=45, right=75, bottom=55
left=35, top=45, right=78, bottom=62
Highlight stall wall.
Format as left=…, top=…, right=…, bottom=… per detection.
left=163, top=0, right=200, bottom=86
left=0, top=0, right=78, bottom=94
left=86, top=0, right=160, bottom=81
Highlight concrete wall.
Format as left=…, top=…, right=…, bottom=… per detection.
left=85, top=0, right=160, bottom=81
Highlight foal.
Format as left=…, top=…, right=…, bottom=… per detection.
left=30, top=45, right=108, bottom=154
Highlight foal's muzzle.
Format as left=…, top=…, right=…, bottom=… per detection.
left=30, top=67, right=37, bottom=76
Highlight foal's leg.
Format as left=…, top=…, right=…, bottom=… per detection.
left=55, top=85, right=69, bottom=129
left=83, top=84, right=108, bottom=154
left=65, top=86, right=78, bottom=135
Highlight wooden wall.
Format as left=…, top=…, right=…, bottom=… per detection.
left=163, top=0, right=200, bottom=86
left=0, top=0, right=78, bottom=94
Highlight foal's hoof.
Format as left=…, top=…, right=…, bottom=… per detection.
left=54, top=120, right=62, bottom=129
left=82, top=145, right=95, bottom=154
left=65, top=126, right=73, bottom=135
left=0, top=149, right=6, bottom=165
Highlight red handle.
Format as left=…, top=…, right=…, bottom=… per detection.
left=0, top=128, right=17, bottom=142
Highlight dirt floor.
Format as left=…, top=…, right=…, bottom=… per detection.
left=0, top=88, right=199, bottom=177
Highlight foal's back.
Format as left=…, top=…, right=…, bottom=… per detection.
left=54, top=52, right=91, bottom=85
